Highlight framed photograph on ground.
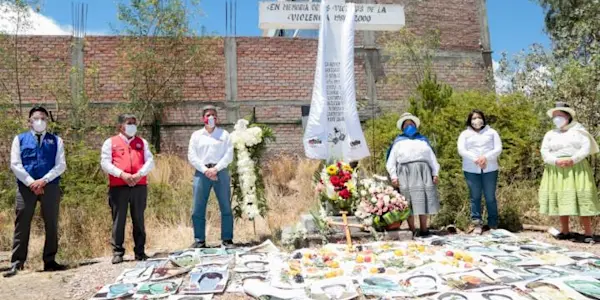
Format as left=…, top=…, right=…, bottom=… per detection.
left=90, top=283, right=137, bottom=300
left=115, top=267, right=154, bottom=283
left=310, top=277, right=359, bottom=300
left=179, top=266, right=229, bottom=295
left=133, top=279, right=182, bottom=299
left=150, top=267, right=191, bottom=281
left=442, top=269, right=505, bottom=292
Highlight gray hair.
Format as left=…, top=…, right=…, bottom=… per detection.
left=202, top=105, right=218, bottom=116
left=117, top=113, right=137, bottom=124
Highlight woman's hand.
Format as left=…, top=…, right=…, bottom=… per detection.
left=557, top=158, right=574, bottom=168
left=392, top=178, right=399, bottom=187
left=475, top=156, right=487, bottom=169
left=433, top=176, right=439, bottom=185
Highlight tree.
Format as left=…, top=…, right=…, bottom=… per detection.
left=0, top=0, right=41, bottom=117
left=535, top=0, right=600, bottom=62
left=116, top=0, right=217, bottom=152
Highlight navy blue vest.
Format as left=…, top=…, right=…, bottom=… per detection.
left=18, top=132, right=60, bottom=184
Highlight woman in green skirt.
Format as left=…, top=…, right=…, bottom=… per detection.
left=539, top=102, right=600, bottom=243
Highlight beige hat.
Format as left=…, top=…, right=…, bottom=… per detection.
left=396, top=112, right=420, bottom=130
left=546, top=102, right=576, bottom=118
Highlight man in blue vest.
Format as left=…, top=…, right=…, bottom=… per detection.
left=3, top=106, right=67, bottom=278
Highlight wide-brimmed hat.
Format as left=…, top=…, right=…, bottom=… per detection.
left=397, top=112, right=420, bottom=130
left=546, top=102, right=576, bottom=118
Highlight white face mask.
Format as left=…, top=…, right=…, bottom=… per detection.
left=32, top=119, right=47, bottom=133
left=207, top=116, right=216, bottom=129
left=552, top=116, right=567, bottom=129
left=125, top=124, right=137, bottom=137
left=471, top=118, right=484, bottom=129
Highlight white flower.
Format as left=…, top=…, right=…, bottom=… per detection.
left=360, top=190, right=367, bottom=196
left=383, top=195, right=390, bottom=205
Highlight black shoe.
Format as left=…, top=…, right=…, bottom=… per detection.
left=43, top=261, right=67, bottom=272
left=554, top=232, right=572, bottom=240
left=190, top=241, right=206, bottom=248
left=135, top=253, right=150, bottom=261
left=3, top=264, right=23, bottom=278
left=574, top=235, right=595, bottom=244
left=112, top=255, right=124, bottom=264
left=221, top=240, right=234, bottom=248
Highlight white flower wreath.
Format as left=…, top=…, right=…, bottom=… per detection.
left=230, top=119, right=264, bottom=220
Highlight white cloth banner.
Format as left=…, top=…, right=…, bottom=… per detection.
left=303, top=0, right=370, bottom=162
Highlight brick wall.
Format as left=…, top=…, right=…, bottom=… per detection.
left=0, top=0, right=491, bottom=157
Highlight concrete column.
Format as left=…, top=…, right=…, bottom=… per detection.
left=224, top=37, right=239, bottom=123
left=70, top=37, right=84, bottom=105
left=477, top=0, right=494, bottom=91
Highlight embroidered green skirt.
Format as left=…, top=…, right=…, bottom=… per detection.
left=538, top=159, right=600, bottom=216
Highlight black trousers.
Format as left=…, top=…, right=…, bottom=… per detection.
left=11, top=183, right=61, bottom=267
left=108, top=185, right=147, bottom=257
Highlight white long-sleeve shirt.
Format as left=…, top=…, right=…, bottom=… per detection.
left=100, top=133, right=155, bottom=177
left=541, top=124, right=592, bottom=165
left=457, top=126, right=503, bottom=173
left=188, top=127, right=234, bottom=173
left=10, top=131, right=66, bottom=186
left=386, top=139, right=440, bottom=179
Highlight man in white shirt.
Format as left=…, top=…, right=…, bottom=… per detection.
left=100, top=113, right=155, bottom=264
left=187, top=105, right=234, bottom=248
left=4, top=106, right=67, bottom=278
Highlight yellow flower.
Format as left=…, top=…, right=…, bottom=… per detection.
left=326, top=165, right=339, bottom=175
left=342, top=164, right=353, bottom=173
left=344, top=180, right=356, bottom=191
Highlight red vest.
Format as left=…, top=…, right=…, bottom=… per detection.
left=108, top=135, right=148, bottom=187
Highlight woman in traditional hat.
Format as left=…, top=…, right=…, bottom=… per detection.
left=539, top=102, right=600, bottom=243
left=386, top=112, right=440, bottom=237
left=457, top=109, right=503, bottom=234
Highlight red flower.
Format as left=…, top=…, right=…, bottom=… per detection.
left=330, top=176, right=342, bottom=187
left=341, top=172, right=352, bottom=182
left=339, top=188, right=350, bottom=199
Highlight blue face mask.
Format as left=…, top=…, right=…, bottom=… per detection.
left=403, top=125, right=418, bottom=137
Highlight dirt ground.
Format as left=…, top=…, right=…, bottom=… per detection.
left=0, top=230, right=598, bottom=300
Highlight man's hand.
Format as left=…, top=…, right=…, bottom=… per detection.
left=433, top=176, right=439, bottom=185
left=205, top=168, right=218, bottom=181
left=120, top=172, right=136, bottom=186
left=30, top=179, right=47, bottom=195
left=391, top=178, right=399, bottom=187
left=131, top=173, right=143, bottom=186
left=30, top=179, right=47, bottom=190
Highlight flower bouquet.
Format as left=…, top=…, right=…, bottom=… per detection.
left=354, top=176, right=410, bottom=231
left=314, top=161, right=358, bottom=215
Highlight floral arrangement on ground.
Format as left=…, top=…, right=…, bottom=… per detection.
left=354, top=175, right=410, bottom=231
left=314, top=161, right=359, bottom=214
left=229, top=119, right=275, bottom=220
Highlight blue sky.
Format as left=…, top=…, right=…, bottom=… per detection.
left=29, top=0, right=551, bottom=60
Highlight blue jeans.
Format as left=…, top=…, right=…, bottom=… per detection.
left=464, top=171, right=499, bottom=228
left=192, top=169, right=233, bottom=242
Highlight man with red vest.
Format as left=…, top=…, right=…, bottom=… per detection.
left=100, top=113, right=155, bottom=264
left=4, top=106, right=67, bottom=278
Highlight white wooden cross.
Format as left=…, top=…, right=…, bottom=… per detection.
left=259, top=0, right=406, bottom=33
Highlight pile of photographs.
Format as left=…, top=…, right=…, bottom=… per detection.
left=89, top=230, right=600, bottom=299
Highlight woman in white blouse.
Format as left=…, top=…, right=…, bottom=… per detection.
left=386, top=112, right=440, bottom=237
left=539, top=102, right=600, bottom=243
left=457, top=110, right=502, bottom=234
